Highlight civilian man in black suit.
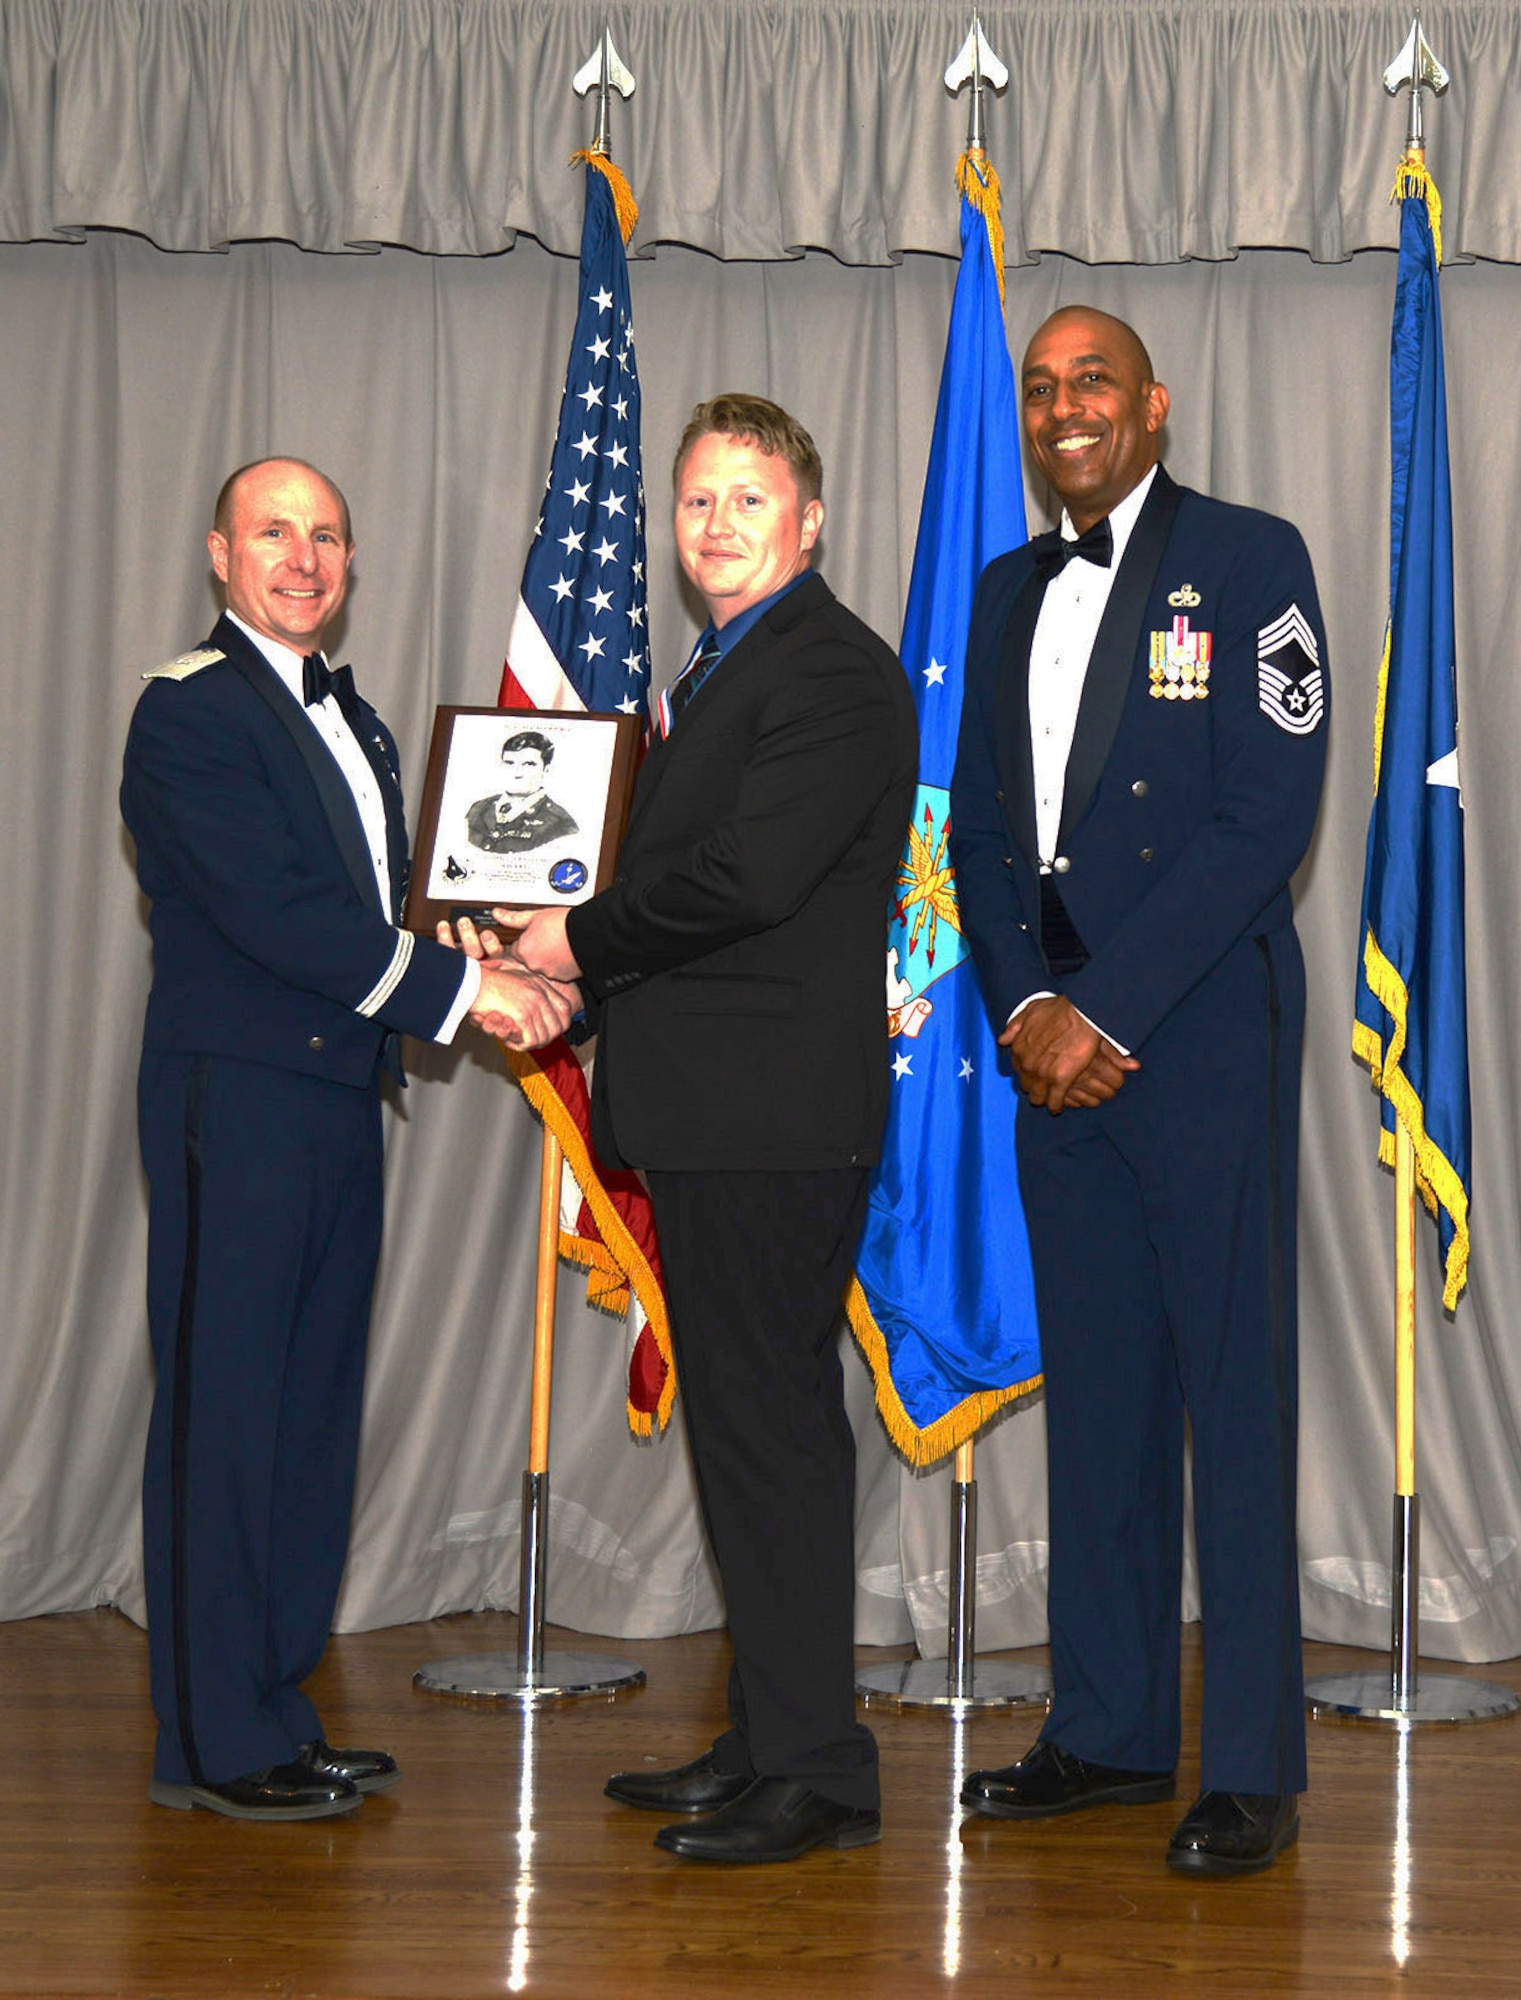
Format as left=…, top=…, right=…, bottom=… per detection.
left=122, top=458, right=574, bottom=1821
left=950, top=309, right=1327, bottom=1874
left=499, top=396, right=918, bottom=1863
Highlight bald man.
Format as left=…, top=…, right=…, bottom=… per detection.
left=121, top=459, right=573, bottom=1821
left=950, top=309, right=1328, bottom=1874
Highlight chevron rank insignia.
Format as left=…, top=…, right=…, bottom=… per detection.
left=1256, top=606, right=1323, bottom=734
left=142, top=646, right=225, bottom=682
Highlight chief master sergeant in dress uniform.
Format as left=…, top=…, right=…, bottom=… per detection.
left=121, top=457, right=575, bottom=1821
left=950, top=309, right=1328, bottom=1875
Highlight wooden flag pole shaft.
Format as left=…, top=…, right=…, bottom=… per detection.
left=411, top=1108, right=644, bottom=1701
left=1394, top=1123, right=1417, bottom=1496
left=1303, top=1090, right=1513, bottom=1727
left=528, top=1125, right=563, bottom=1476
left=1390, top=1122, right=1420, bottom=1703
left=516, top=1124, right=564, bottom=1674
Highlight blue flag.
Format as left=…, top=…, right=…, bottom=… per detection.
left=1352, top=165, right=1471, bottom=1310
left=847, top=159, right=1042, bottom=1464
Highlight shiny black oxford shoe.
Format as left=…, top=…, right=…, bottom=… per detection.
left=1166, top=1790, right=1299, bottom=1875
left=149, top=1759, right=362, bottom=1821
left=961, top=1738, right=1176, bottom=1819
left=605, top=1749, right=753, bottom=1814
left=300, top=1739, right=401, bottom=1794
left=654, top=1778, right=881, bottom=1864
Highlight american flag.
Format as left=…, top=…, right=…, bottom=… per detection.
left=500, top=157, right=650, bottom=716
left=500, top=151, right=673, bottom=1434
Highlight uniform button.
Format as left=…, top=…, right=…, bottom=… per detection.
left=1001, top=855, right=1013, bottom=868
left=1140, top=847, right=1155, bottom=863
left=1132, top=779, right=1149, bottom=798
left=307, top=1035, right=325, bottom=1051
left=994, top=789, right=1004, bottom=803
left=1053, top=855, right=1071, bottom=875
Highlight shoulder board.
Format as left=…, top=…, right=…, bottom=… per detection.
left=142, top=646, right=225, bottom=683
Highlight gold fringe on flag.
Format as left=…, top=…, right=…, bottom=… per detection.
left=1352, top=934, right=1471, bottom=1309
left=1391, top=152, right=1443, bottom=268
left=573, top=148, right=639, bottom=246
left=505, top=1044, right=677, bottom=1436
left=955, top=149, right=1005, bottom=306
left=845, top=1277, right=1041, bottom=1468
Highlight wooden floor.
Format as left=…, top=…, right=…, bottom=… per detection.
left=5, top=1610, right=1521, bottom=1999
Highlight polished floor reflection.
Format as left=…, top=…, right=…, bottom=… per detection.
left=5, top=1609, right=1520, bottom=1997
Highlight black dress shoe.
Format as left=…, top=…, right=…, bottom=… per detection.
left=149, top=1760, right=362, bottom=1821
left=300, top=1739, right=401, bottom=1794
left=1167, top=1791, right=1299, bottom=1875
left=654, top=1778, right=881, bottom=1863
left=605, top=1749, right=753, bottom=1813
left=961, top=1738, right=1176, bottom=1819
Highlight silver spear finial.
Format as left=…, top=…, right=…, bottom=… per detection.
left=573, top=25, right=636, bottom=156
left=1384, top=16, right=1449, bottom=160
left=945, top=15, right=1009, bottom=156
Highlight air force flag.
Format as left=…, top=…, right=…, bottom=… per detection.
left=1352, top=166, right=1471, bottom=1310
left=847, top=157, right=1042, bottom=1463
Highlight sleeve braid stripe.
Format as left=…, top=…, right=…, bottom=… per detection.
left=356, top=929, right=414, bottom=1018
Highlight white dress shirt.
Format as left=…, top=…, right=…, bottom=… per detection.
left=1014, top=465, right=1158, bottom=1052
left=228, top=613, right=477, bottom=1039
left=1028, top=464, right=1157, bottom=868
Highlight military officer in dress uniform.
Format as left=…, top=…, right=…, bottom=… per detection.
left=121, top=458, right=574, bottom=1821
left=950, top=308, right=1328, bottom=1875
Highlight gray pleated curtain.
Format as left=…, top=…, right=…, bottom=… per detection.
left=4, top=0, right=1521, bottom=1664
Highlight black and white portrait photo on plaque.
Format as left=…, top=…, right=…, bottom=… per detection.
left=403, top=706, right=639, bottom=934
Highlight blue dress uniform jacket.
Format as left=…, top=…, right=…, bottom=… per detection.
left=567, top=571, right=918, bottom=1811
left=121, top=613, right=465, bottom=1787
left=950, top=468, right=1327, bottom=1795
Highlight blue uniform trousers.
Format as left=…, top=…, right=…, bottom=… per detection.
left=138, top=1049, right=383, bottom=1786
left=1017, top=929, right=1308, bottom=1796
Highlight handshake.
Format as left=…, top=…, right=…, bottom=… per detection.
left=437, top=906, right=585, bottom=1051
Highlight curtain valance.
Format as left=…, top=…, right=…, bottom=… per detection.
left=3, top=1, right=1515, bottom=264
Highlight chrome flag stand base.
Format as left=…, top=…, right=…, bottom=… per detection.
left=414, top=1473, right=645, bottom=1704
left=1305, top=1494, right=1517, bottom=1726
left=857, top=1447, right=1051, bottom=1712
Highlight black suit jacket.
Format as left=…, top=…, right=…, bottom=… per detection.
left=567, top=572, right=918, bottom=1172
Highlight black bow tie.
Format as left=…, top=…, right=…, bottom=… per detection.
left=302, top=653, right=333, bottom=705
left=302, top=653, right=355, bottom=709
left=1035, top=516, right=1114, bottom=578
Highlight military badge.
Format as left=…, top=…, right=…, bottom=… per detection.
left=1148, top=616, right=1212, bottom=701
left=1256, top=605, right=1324, bottom=734
left=1167, top=583, right=1201, bottom=608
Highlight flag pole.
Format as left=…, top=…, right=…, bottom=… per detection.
left=1305, top=17, right=1513, bottom=1729
left=855, top=19, right=1048, bottom=1717
left=416, top=33, right=647, bottom=1706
